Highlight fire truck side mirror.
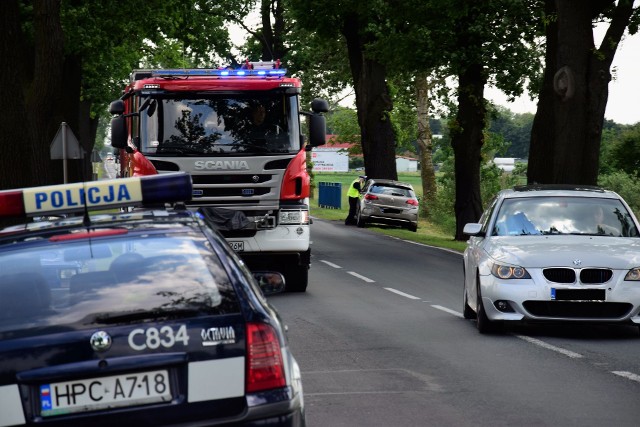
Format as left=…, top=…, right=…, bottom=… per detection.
left=109, top=100, right=125, bottom=115
left=308, top=98, right=328, bottom=147
left=311, top=98, right=329, bottom=113
left=110, top=116, right=128, bottom=149
left=308, top=114, right=326, bottom=147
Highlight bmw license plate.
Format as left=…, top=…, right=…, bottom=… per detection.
left=40, top=370, right=171, bottom=417
left=229, top=241, right=244, bottom=252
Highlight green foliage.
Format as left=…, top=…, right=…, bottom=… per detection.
left=598, top=171, right=640, bottom=215
left=325, top=107, right=361, bottom=149
left=427, top=114, right=524, bottom=234
left=349, top=156, right=364, bottom=169
left=602, top=124, right=640, bottom=177
left=54, top=0, right=236, bottom=119
left=487, top=105, right=534, bottom=159
left=388, top=75, right=418, bottom=155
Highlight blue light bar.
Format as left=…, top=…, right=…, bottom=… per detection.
left=140, top=173, right=193, bottom=205
left=0, top=173, right=193, bottom=218
left=151, top=69, right=287, bottom=78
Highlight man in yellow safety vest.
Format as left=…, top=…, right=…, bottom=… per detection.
left=345, top=175, right=366, bottom=225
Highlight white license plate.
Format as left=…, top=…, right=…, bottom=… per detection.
left=40, top=370, right=171, bottom=417
left=229, top=241, right=244, bottom=251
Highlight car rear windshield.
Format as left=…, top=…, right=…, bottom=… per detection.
left=492, top=196, right=639, bottom=237
left=370, top=185, right=413, bottom=197
left=0, top=232, right=240, bottom=333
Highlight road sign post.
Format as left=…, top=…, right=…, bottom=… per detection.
left=50, top=122, right=83, bottom=183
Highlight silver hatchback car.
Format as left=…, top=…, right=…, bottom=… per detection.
left=356, top=178, right=419, bottom=232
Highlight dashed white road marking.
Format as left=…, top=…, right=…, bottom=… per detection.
left=320, top=260, right=342, bottom=269
left=514, top=335, right=584, bottom=359
left=384, top=288, right=421, bottom=300
left=612, top=371, right=640, bottom=383
left=432, top=305, right=463, bottom=318
left=347, top=271, right=375, bottom=283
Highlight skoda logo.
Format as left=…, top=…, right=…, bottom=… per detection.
left=90, top=331, right=112, bottom=352
left=573, top=259, right=582, bottom=266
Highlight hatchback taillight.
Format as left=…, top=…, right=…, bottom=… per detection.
left=406, top=199, right=419, bottom=206
left=246, top=323, right=286, bottom=393
left=365, top=194, right=378, bottom=200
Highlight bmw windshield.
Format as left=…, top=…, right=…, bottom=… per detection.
left=492, top=196, right=639, bottom=237
left=139, top=92, right=301, bottom=155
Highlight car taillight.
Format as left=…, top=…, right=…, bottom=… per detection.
left=246, top=322, right=286, bottom=393
left=364, top=194, right=378, bottom=200
left=406, top=199, right=419, bottom=206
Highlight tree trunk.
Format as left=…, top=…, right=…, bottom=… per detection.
left=260, top=0, right=287, bottom=61
left=528, top=0, right=633, bottom=185
left=342, top=14, right=397, bottom=180
left=0, top=0, right=31, bottom=191
left=527, top=0, right=557, bottom=185
left=28, top=0, right=65, bottom=186
left=452, top=63, right=486, bottom=241
left=62, top=54, right=95, bottom=183
left=415, top=72, right=437, bottom=216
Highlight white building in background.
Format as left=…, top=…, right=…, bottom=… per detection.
left=493, top=157, right=517, bottom=172
left=396, top=156, right=418, bottom=172
left=310, top=139, right=420, bottom=173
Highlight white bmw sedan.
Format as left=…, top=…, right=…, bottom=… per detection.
left=463, top=185, right=640, bottom=334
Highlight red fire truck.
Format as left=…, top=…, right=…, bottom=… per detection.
left=109, top=61, right=328, bottom=292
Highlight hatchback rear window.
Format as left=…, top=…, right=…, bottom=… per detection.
left=370, top=185, right=413, bottom=197
left=0, top=232, right=240, bottom=333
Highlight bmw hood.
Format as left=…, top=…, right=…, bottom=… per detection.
left=484, top=235, right=640, bottom=269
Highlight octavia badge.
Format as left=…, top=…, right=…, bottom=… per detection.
left=90, top=331, right=112, bottom=352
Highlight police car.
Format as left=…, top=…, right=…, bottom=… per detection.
left=0, top=173, right=305, bottom=426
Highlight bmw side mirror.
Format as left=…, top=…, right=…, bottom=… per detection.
left=463, top=223, right=483, bottom=236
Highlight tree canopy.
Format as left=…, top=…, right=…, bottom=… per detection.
left=2, top=0, right=640, bottom=240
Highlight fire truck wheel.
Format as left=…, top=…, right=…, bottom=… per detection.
left=284, top=265, right=309, bottom=292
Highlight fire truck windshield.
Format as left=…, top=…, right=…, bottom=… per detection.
left=139, top=93, right=300, bottom=155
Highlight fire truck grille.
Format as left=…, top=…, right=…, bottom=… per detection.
left=191, top=174, right=272, bottom=184
left=193, top=188, right=271, bottom=197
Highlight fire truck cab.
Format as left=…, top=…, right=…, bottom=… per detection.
left=109, top=61, right=328, bottom=292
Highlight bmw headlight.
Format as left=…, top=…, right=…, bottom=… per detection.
left=491, top=263, right=531, bottom=279
left=624, top=268, right=640, bottom=281
left=279, top=209, right=309, bottom=225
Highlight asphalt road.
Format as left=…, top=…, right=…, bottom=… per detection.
left=270, top=218, right=640, bottom=427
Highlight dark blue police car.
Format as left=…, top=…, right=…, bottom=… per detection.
left=0, top=173, right=304, bottom=426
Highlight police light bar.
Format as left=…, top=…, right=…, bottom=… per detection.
left=151, top=69, right=287, bottom=78
left=0, top=173, right=193, bottom=218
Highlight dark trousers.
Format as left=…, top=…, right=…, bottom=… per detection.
left=345, top=197, right=359, bottom=225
